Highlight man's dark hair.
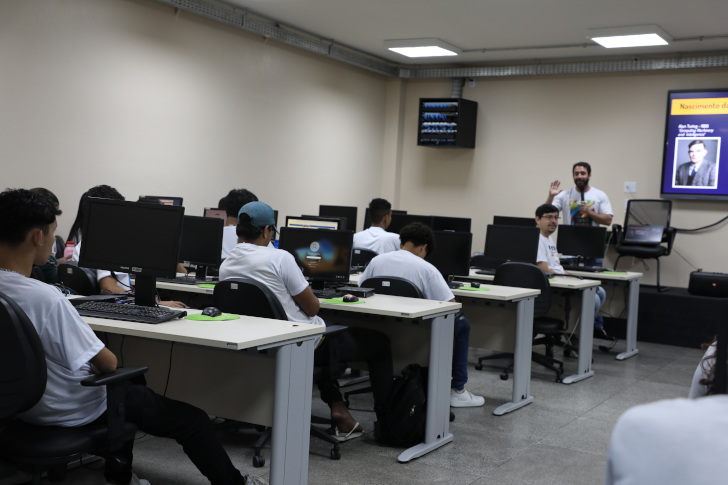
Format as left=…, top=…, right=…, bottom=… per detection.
left=535, top=203, right=560, bottom=218
left=399, top=222, right=436, bottom=257
left=67, top=185, right=124, bottom=242
left=0, top=189, right=62, bottom=246
left=572, top=161, right=591, bottom=175
left=236, top=213, right=264, bottom=241
left=689, top=139, right=706, bottom=149
left=369, top=198, right=392, bottom=225
left=223, top=189, right=258, bottom=218
left=30, top=187, right=61, bottom=214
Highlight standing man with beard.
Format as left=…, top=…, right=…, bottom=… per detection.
left=546, top=162, right=613, bottom=228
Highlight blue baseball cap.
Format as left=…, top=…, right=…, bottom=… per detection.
left=238, top=201, right=278, bottom=235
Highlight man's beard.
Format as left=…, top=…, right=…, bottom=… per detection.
left=574, top=178, right=588, bottom=191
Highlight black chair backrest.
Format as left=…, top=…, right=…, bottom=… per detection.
left=493, top=262, right=552, bottom=318
left=57, top=261, right=99, bottom=296
left=360, top=276, right=425, bottom=299
left=0, top=291, right=47, bottom=423
left=54, top=235, right=66, bottom=259
left=624, top=199, right=672, bottom=239
left=351, top=248, right=378, bottom=269
left=213, top=278, right=287, bottom=320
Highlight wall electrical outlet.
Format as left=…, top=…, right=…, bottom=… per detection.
left=624, top=181, right=637, bottom=193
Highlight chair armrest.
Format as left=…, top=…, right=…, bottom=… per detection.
left=81, top=366, right=148, bottom=387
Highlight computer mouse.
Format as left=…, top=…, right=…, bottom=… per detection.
left=201, top=306, right=222, bottom=317
left=342, top=294, right=359, bottom=303
left=470, top=282, right=481, bottom=288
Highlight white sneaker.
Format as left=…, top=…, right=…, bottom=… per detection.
left=450, top=388, right=485, bottom=408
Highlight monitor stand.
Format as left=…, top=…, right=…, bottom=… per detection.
left=195, top=265, right=208, bottom=282
left=310, top=280, right=326, bottom=291
left=134, top=274, right=157, bottom=307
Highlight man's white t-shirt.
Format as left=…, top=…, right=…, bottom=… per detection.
left=537, top=234, right=565, bottom=274
left=0, top=271, right=107, bottom=426
left=71, top=241, right=131, bottom=289
left=552, top=186, right=613, bottom=226
left=359, top=250, right=453, bottom=302
left=353, top=227, right=400, bottom=255
left=221, top=225, right=238, bottom=260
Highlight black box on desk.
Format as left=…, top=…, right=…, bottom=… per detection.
left=689, top=270, right=728, bottom=297
left=337, top=286, right=375, bottom=298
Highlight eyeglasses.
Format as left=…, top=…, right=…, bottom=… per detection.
left=540, top=215, right=559, bottom=220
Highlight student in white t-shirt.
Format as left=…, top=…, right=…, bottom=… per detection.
left=352, top=198, right=400, bottom=255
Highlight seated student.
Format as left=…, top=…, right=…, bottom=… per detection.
left=0, top=189, right=265, bottom=485
left=359, top=222, right=485, bottom=408
left=352, top=198, right=400, bottom=254
left=220, top=188, right=258, bottom=259
left=29, top=187, right=67, bottom=283
left=534, top=203, right=609, bottom=340
left=68, top=185, right=185, bottom=308
left=219, top=201, right=394, bottom=438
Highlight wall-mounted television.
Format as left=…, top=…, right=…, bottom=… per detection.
left=660, top=89, right=728, bottom=200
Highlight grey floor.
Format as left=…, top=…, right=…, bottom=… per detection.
left=14, top=339, right=704, bottom=485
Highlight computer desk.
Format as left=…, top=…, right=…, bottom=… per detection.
left=461, top=269, right=599, bottom=384
left=318, top=294, right=461, bottom=463
left=564, top=269, right=643, bottom=360
left=85, top=309, right=324, bottom=485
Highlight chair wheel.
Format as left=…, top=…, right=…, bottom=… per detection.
left=450, top=412, right=455, bottom=422
left=474, top=363, right=483, bottom=371
left=253, top=455, right=265, bottom=467
left=500, top=372, right=509, bottom=381
left=330, top=448, right=341, bottom=460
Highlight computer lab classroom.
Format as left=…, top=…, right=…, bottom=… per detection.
left=4, top=1, right=728, bottom=484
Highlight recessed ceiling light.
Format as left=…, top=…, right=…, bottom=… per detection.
left=384, top=38, right=461, bottom=58
left=587, top=25, right=671, bottom=48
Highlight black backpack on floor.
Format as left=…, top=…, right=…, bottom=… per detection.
left=377, top=364, right=427, bottom=447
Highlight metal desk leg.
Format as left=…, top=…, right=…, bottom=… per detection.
left=616, top=278, right=641, bottom=360
left=493, top=296, right=535, bottom=415
left=397, top=313, right=454, bottom=463
left=269, top=339, right=315, bottom=485
left=563, top=287, right=596, bottom=384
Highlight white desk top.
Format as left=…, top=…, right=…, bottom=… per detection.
left=85, top=308, right=324, bottom=351
left=319, top=293, right=460, bottom=318
left=464, top=268, right=601, bottom=289
left=566, top=269, right=643, bottom=281
left=452, top=284, right=539, bottom=301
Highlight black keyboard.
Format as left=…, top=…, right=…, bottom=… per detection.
left=475, top=269, right=496, bottom=275
left=157, top=276, right=217, bottom=285
left=312, top=288, right=345, bottom=299
left=561, top=265, right=606, bottom=273
left=75, top=301, right=187, bottom=324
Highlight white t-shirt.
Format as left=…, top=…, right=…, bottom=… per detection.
left=353, top=227, right=400, bottom=255
left=359, top=249, right=453, bottom=302
left=71, top=241, right=131, bottom=289
left=0, top=271, right=107, bottom=426
left=219, top=243, right=325, bottom=343
left=537, top=234, right=564, bottom=274
left=606, top=395, right=728, bottom=485
left=552, top=186, right=613, bottom=226
left=689, top=343, right=715, bottom=399
left=221, top=225, right=238, bottom=260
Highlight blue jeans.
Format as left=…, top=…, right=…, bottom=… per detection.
left=594, top=286, right=606, bottom=329
left=452, top=315, right=470, bottom=390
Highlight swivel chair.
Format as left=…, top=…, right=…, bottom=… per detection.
left=213, top=278, right=344, bottom=466
left=359, top=276, right=424, bottom=299
left=58, top=261, right=99, bottom=296
left=475, top=262, right=565, bottom=382
left=0, top=290, right=147, bottom=484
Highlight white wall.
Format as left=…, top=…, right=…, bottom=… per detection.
left=0, top=0, right=389, bottom=236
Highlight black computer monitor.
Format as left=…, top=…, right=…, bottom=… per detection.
left=278, top=227, right=353, bottom=290
left=139, top=195, right=184, bottom=206
left=432, top=216, right=472, bottom=232
left=426, top=231, right=472, bottom=279
left=79, top=198, right=185, bottom=307
left=556, top=225, right=607, bottom=260
left=484, top=225, right=539, bottom=264
left=178, top=216, right=224, bottom=279
left=286, top=215, right=340, bottom=230
left=203, top=207, right=227, bottom=220
left=319, top=205, right=358, bottom=231
left=492, top=215, right=535, bottom=227
left=387, top=214, right=434, bottom=235
left=363, top=208, right=407, bottom=230
left=303, top=214, right=348, bottom=231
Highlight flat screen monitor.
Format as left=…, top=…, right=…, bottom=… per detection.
left=286, top=216, right=339, bottom=230
left=203, top=207, right=227, bottom=220
left=363, top=208, right=407, bottom=230
left=660, top=89, right=728, bottom=200
left=139, top=195, right=183, bottom=206
left=387, top=214, right=434, bottom=235
left=303, top=214, right=347, bottom=231
left=178, top=216, right=224, bottom=279
left=278, top=227, right=353, bottom=289
left=319, top=205, right=358, bottom=231
left=493, top=215, right=535, bottom=227
left=484, top=224, right=539, bottom=265
left=426, top=231, right=472, bottom=279
left=79, top=198, right=184, bottom=306
left=432, top=216, right=472, bottom=232
left=556, top=225, right=607, bottom=260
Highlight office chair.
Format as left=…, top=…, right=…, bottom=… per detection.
left=350, top=248, right=378, bottom=272
left=213, top=278, right=344, bottom=466
left=613, top=199, right=676, bottom=292
left=0, top=290, right=147, bottom=484
left=474, top=262, right=565, bottom=383
left=359, top=276, right=425, bottom=299
left=57, top=261, right=99, bottom=295
left=54, top=235, right=66, bottom=259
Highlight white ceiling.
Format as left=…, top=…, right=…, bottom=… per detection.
left=219, top=0, right=728, bottom=66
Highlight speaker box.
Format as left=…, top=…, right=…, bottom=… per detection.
left=689, top=270, right=728, bottom=297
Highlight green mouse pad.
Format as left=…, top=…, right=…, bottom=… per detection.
left=322, top=297, right=366, bottom=304
left=186, top=313, right=240, bottom=321
left=197, top=283, right=216, bottom=289
left=459, top=286, right=490, bottom=291
left=602, top=271, right=627, bottom=275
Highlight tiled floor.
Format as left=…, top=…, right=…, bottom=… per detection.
left=10, top=340, right=704, bottom=485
